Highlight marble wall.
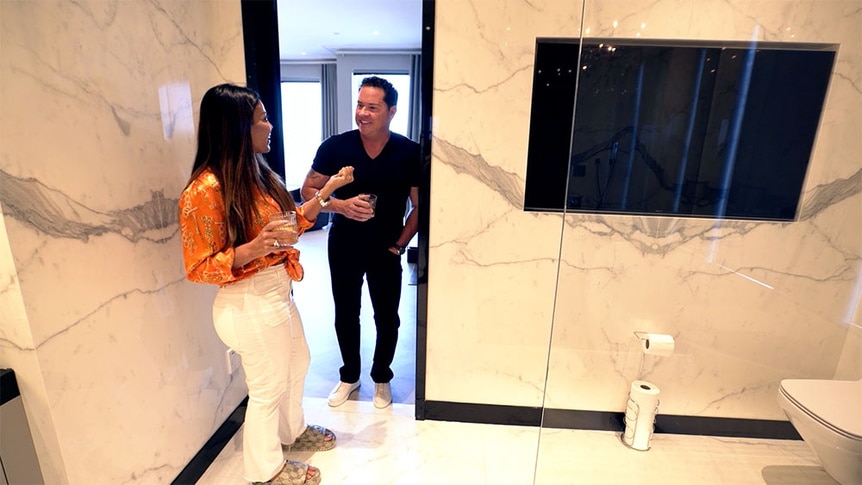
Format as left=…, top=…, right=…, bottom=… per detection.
left=0, top=1, right=247, bottom=483
left=427, top=0, right=861, bottom=419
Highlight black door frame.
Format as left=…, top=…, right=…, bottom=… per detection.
left=240, top=0, right=435, bottom=420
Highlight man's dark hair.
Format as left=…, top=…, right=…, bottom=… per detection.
left=360, top=76, right=398, bottom=107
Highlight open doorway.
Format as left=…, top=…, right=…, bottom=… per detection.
left=291, top=228, right=418, bottom=405
left=276, top=0, right=423, bottom=407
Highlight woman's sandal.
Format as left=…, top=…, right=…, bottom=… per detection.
left=255, top=460, right=321, bottom=485
left=283, top=424, right=336, bottom=452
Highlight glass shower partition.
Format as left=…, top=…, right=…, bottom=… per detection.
left=532, top=1, right=858, bottom=484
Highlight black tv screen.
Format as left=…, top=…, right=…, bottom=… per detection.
left=524, top=38, right=837, bottom=221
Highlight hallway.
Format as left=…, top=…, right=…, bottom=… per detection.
left=291, top=224, right=417, bottom=406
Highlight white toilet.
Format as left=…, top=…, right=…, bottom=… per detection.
left=777, top=378, right=862, bottom=485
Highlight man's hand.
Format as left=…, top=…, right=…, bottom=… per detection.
left=340, top=195, right=375, bottom=221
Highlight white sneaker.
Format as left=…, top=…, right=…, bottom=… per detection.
left=373, top=382, right=392, bottom=409
left=327, top=381, right=360, bottom=407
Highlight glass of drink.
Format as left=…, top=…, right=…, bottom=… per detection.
left=269, top=211, right=298, bottom=247
left=269, top=211, right=297, bottom=231
left=360, top=194, right=377, bottom=216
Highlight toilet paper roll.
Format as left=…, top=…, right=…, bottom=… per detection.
left=641, top=333, right=675, bottom=356
left=622, top=380, right=660, bottom=451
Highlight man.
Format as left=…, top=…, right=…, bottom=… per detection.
left=301, top=76, right=420, bottom=409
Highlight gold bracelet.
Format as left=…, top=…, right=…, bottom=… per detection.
left=314, top=190, right=331, bottom=208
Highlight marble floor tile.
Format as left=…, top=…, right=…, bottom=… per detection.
left=197, top=397, right=540, bottom=485
left=533, top=428, right=835, bottom=485
left=198, top=397, right=834, bottom=485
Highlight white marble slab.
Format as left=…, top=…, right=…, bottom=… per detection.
left=0, top=0, right=247, bottom=483
left=426, top=0, right=862, bottom=420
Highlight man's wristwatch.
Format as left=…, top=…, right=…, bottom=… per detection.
left=314, top=190, right=331, bottom=208
left=392, top=244, right=406, bottom=255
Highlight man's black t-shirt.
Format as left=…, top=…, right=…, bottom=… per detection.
left=312, top=130, right=420, bottom=246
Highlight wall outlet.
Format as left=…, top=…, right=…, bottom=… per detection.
left=225, top=348, right=241, bottom=375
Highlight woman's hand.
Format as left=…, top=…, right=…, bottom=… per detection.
left=327, top=166, right=354, bottom=190
left=258, top=221, right=298, bottom=254
left=296, top=166, right=356, bottom=224
left=231, top=221, right=296, bottom=269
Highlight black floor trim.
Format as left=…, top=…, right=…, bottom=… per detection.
left=653, top=413, right=802, bottom=440
left=171, top=396, right=248, bottom=485
left=541, top=408, right=624, bottom=431
left=0, top=369, right=20, bottom=406
left=424, top=400, right=542, bottom=427
left=425, top=401, right=802, bottom=440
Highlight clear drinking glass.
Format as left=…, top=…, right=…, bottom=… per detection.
left=269, top=211, right=298, bottom=233
left=360, top=194, right=377, bottom=216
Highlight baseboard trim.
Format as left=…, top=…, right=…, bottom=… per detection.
left=653, top=413, right=802, bottom=440
left=0, top=369, right=20, bottom=406
left=423, top=400, right=543, bottom=426
left=423, top=401, right=801, bottom=440
left=171, top=396, right=248, bottom=485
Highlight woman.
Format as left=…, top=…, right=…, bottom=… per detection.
left=179, top=83, right=352, bottom=484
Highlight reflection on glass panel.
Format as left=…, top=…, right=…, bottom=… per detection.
left=351, top=73, right=411, bottom=136
left=524, top=38, right=836, bottom=221
left=281, top=81, right=322, bottom=190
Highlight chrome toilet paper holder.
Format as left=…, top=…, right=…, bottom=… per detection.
left=621, top=388, right=660, bottom=451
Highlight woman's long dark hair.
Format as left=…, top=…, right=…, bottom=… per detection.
left=186, top=83, right=295, bottom=247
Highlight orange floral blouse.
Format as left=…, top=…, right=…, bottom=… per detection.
left=179, top=169, right=313, bottom=286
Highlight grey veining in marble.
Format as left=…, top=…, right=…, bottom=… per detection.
left=425, top=0, right=861, bottom=422
left=0, top=1, right=248, bottom=483
left=1, top=169, right=178, bottom=243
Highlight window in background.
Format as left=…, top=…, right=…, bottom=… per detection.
left=280, top=81, right=322, bottom=190
left=351, top=73, right=411, bottom=136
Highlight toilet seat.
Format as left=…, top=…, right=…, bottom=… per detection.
left=779, top=379, right=862, bottom=441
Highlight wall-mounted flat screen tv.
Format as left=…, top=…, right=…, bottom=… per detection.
left=524, top=38, right=837, bottom=221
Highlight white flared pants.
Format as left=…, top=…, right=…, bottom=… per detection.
left=212, top=265, right=310, bottom=482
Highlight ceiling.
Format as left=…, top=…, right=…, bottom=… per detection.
left=277, top=0, right=423, bottom=61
